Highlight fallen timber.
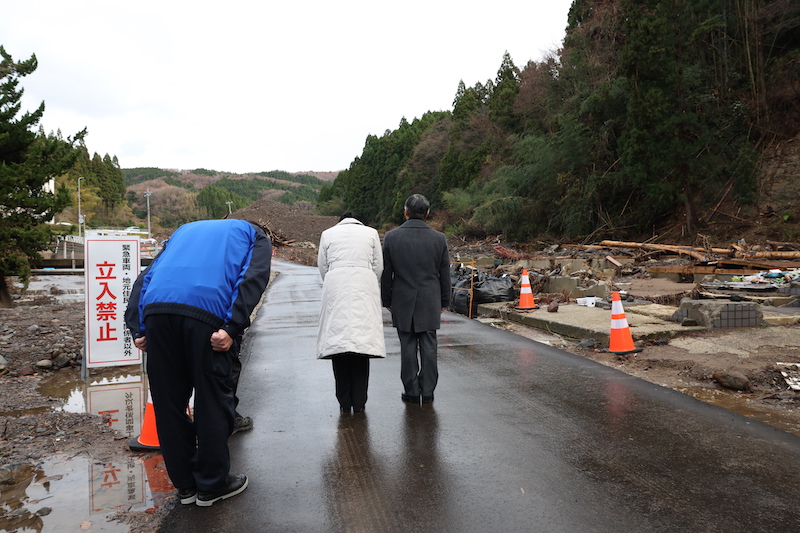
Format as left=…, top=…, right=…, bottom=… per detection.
left=567, top=240, right=800, bottom=261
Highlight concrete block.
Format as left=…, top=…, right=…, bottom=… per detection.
left=515, top=259, right=551, bottom=270
left=649, top=271, right=684, bottom=283
left=779, top=282, right=800, bottom=296
left=672, top=299, right=764, bottom=329
left=563, top=259, right=590, bottom=274
left=542, top=277, right=608, bottom=298
left=600, top=269, right=618, bottom=279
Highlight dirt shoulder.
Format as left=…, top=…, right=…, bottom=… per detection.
left=498, top=319, right=800, bottom=436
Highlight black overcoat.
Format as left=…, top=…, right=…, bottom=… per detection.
left=381, top=218, right=451, bottom=332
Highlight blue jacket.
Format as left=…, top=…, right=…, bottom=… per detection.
left=125, top=219, right=272, bottom=340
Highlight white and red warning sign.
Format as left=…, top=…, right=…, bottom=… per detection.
left=84, top=235, right=142, bottom=368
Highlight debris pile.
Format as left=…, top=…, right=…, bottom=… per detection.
left=231, top=198, right=339, bottom=247
left=730, top=269, right=800, bottom=285
left=446, top=237, right=800, bottom=317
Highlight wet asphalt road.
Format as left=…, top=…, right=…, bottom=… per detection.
left=159, top=260, right=800, bottom=532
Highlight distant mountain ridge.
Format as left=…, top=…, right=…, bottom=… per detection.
left=122, top=167, right=339, bottom=188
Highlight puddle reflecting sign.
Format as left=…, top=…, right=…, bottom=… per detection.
left=85, top=236, right=142, bottom=368
left=89, top=458, right=145, bottom=513
left=86, top=380, right=144, bottom=438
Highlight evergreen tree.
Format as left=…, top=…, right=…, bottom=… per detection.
left=0, top=46, right=85, bottom=306
left=618, top=0, right=756, bottom=235
left=487, top=52, right=521, bottom=132
left=103, top=153, right=126, bottom=209
left=452, top=80, right=481, bottom=122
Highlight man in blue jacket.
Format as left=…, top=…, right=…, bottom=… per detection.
left=125, top=219, right=271, bottom=507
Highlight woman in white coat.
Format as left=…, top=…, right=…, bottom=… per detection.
left=316, top=212, right=386, bottom=413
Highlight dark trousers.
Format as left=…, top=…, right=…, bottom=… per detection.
left=331, top=353, right=370, bottom=411
left=145, top=314, right=236, bottom=492
left=397, top=330, right=438, bottom=398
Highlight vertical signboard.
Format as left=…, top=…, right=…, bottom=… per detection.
left=85, top=235, right=142, bottom=368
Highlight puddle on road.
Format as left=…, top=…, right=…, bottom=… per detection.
left=0, top=453, right=172, bottom=533
left=1, top=368, right=175, bottom=532
left=676, top=385, right=800, bottom=437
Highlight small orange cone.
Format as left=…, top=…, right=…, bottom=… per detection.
left=609, top=291, right=642, bottom=354
left=128, top=390, right=160, bottom=452
left=516, top=269, right=538, bottom=310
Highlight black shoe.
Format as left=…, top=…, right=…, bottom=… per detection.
left=353, top=406, right=364, bottom=414
left=422, top=394, right=434, bottom=404
left=340, top=405, right=352, bottom=414
left=401, top=393, right=420, bottom=405
left=232, top=415, right=253, bottom=434
left=178, top=487, right=197, bottom=505
left=196, top=474, right=248, bottom=507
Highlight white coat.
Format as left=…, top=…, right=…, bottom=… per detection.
left=316, top=218, right=386, bottom=359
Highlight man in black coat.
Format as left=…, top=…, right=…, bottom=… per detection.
left=381, top=194, right=451, bottom=405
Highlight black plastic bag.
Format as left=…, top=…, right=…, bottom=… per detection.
left=451, top=271, right=516, bottom=317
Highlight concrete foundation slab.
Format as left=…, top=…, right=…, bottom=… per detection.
left=478, top=301, right=706, bottom=344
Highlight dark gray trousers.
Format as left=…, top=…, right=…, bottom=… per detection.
left=397, top=330, right=438, bottom=397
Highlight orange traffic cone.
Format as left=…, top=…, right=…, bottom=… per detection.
left=516, top=269, right=538, bottom=310
left=128, top=390, right=160, bottom=452
left=609, top=291, right=642, bottom=354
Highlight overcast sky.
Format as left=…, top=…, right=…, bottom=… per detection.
left=3, top=1, right=574, bottom=174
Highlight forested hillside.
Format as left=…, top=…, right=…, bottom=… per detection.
left=318, top=0, right=800, bottom=246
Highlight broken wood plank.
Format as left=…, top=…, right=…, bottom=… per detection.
left=736, top=250, right=800, bottom=259
left=598, top=240, right=709, bottom=261
left=767, top=240, right=800, bottom=251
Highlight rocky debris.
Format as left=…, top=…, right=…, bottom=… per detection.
left=0, top=303, right=84, bottom=377
left=577, top=339, right=597, bottom=350
left=713, top=371, right=751, bottom=392
left=1, top=411, right=121, bottom=462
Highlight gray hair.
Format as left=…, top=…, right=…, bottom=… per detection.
left=404, top=194, right=430, bottom=219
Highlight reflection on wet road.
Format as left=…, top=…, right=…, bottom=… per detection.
left=158, top=260, right=800, bottom=532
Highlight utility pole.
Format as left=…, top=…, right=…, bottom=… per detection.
left=226, top=201, right=233, bottom=215
left=77, top=176, right=85, bottom=238
left=144, top=188, right=152, bottom=238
